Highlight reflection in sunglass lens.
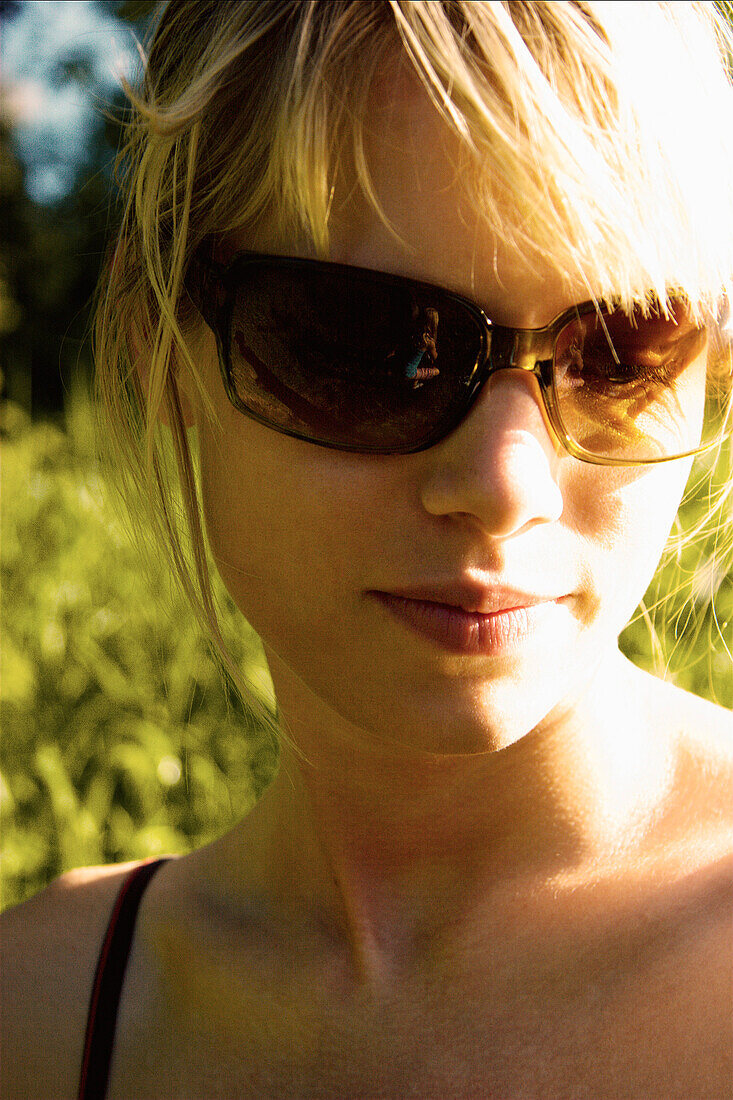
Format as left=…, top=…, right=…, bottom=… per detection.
left=552, top=303, right=726, bottom=461
left=212, top=254, right=731, bottom=460
left=226, top=263, right=484, bottom=452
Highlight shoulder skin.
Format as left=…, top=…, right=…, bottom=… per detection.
left=1, top=862, right=143, bottom=1100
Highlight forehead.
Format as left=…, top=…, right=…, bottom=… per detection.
left=335, top=73, right=597, bottom=327
left=222, top=4, right=731, bottom=329
left=244, top=59, right=600, bottom=328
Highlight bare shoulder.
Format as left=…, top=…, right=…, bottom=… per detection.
left=594, top=669, right=733, bottom=1094
left=644, top=676, right=733, bottom=1090
left=658, top=857, right=733, bottom=1098
left=1, top=862, right=146, bottom=1100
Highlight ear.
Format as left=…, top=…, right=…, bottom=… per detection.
left=129, top=322, right=196, bottom=430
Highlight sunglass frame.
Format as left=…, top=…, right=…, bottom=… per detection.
left=186, top=248, right=726, bottom=466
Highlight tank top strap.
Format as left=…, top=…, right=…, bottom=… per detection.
left=77, top=857, right=170, bottom=1100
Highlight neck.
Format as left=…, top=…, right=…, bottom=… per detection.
left=207, top=650, right=674, bottom=981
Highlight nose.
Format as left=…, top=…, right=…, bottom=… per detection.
left=418, top=371, right=564, bottom=539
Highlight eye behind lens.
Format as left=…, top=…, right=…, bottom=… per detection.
left=552, top=305, right=722, bottom=462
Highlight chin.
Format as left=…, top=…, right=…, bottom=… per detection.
left=341, top=679, right=560, bottom=757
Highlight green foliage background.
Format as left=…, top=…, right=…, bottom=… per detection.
left=1, top=394, right=279, bottom=911
left=1, top=389, right=731, bottom=912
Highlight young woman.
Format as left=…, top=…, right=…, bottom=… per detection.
left=3, top=2, right=733, bottom=1097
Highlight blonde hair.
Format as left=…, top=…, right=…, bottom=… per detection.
left=95, top=0, right=733, bottom=725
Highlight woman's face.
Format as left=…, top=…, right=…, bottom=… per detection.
left=189, top=78, right=693, bottom=755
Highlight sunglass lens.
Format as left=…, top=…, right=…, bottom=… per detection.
left=552, top=302, right=728, bottom=461
left=225, top=262, right=485, bottom=452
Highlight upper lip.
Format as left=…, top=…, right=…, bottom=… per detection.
left=369, top=582, right=563, bottom=615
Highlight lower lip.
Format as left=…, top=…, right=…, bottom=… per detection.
left=369, top=593, right=560, bottom=655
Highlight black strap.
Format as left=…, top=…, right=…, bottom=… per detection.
left=77, top=858, right=169, bottom=1100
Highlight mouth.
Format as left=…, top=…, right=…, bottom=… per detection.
left=366, top=586, right=565, bottom=655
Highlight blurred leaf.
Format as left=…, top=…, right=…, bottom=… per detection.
left=1, top=393, right=277, bottom=907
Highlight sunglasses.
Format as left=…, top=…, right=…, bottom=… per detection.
left=186, top=249, right=732, bottom=464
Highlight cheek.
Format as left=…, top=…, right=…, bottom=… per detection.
left=196, top=417, right=380, bottom=647
left=198, top=427, right=309, bottom=623
left=566, top=459, right=692, bottom=630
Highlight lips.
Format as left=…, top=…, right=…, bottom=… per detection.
left=367, top=584, right=565, bottom=655
left=371, top=579, right=561, bottom=614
